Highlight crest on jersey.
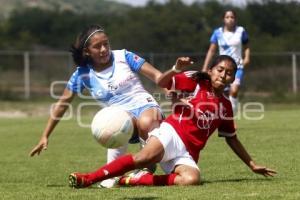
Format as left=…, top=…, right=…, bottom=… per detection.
left=134, top=55, right=142, bottom=62
left=196, top=109, right=215, bottom=130
left=107, top=81, right=118, bottom=91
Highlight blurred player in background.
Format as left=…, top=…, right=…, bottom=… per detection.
left=29, top=24, right=164, bottom=186
left=69, top=55, right=275, bottom=188
left=202, top=10, right=250, bottom=115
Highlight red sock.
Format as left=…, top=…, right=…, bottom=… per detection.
left=87, top=154, right=135, bottom=184
left=128, top=173, right=177, bottom=186
left=153, top=173, right=177, bottom=186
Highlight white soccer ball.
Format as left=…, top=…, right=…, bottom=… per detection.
left=91, top=106, right=134, bottom=148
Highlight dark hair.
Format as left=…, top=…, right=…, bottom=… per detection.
left=222, top=9, right=237, bottom=19
left=192, top=72, right=211, bottom=82
left=70, top=24, right=105, bottom=66
left=192, top=55, right=237, bottom=82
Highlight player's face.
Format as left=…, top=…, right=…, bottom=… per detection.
left=208, top=60, right=235, bottom=94
left=223, top=11, right=236, bottom=29
left=85, top=32, right=111, bottom=66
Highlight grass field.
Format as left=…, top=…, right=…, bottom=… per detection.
left=0, top=103, right=299, bottom=200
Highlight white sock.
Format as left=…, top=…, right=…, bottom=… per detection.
left=229, top=96, right=238, bottom=115
left=99, top=144, right=129, bottom=187
left=106, top=144, right=128, bottom=163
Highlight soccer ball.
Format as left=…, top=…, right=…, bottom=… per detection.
left=91, top=106, right=134, bottom=148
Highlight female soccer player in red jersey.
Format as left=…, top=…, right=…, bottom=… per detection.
left=69, top=55, right=276, bottom=188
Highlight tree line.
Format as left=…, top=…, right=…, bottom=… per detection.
left=0, top=0, right=299, bottom=53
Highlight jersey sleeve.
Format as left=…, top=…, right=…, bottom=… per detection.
left=66, top=68, right=85, bottom=93
left=125, top=50, right=146, bottom=72
left=218, top=100, right=236, bottom=137
left=210, top=29, right=219, bottom=44
left=241, top=28, right=249, bottom=45
left=167, top=71, right=198, bottom=92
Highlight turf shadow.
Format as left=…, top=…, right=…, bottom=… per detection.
left=202, top=177, right=273, bottom=184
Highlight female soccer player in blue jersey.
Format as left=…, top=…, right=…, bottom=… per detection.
left=29, top=25, right=164, bottom=185
left=202, top=10, right=250, bottom=115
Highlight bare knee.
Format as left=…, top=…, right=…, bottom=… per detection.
left=174, top=166, right=201, bottom=186
left=137, top=117, right=159, bottom=139
left=177, top=174, right=200, bottom=185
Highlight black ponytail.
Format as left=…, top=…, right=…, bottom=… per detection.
left=192, top=72, right=211, bottom=82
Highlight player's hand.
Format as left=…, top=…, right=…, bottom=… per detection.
left=251, top=164, right=277, bottom=177
left=174, top=57, right=194, bottom=71
left=29, top=137, right=48, bottom=157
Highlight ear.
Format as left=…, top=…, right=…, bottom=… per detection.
left=83, top=48, right=89, bottom=56
left=207, top=69, right=212, bottom=76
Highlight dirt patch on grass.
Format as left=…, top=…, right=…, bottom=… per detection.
left=0, top=105, right=50, bottom=118
left=0, top=110, right=28, bottom=118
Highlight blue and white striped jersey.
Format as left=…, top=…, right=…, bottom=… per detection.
left=67, top=49, right=158, bottom=110
left=210, top=26, right=249, bottom=68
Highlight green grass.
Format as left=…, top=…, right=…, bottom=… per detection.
left=0, top=104, right=300, bottom=199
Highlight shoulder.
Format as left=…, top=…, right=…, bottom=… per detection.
left=236, top=26, right=246, bottom=33
left=183, top=70, right=198, bottom=78
left=170, top=71, right=198, bottom=91
left=210, top=27, right=222, bottom=42
left=198, top=79, right=211, bottom=90
left=212, top=27, right=222, bottom=35
left=76, top=66, right=91, bottom=74
left=214, top=27, right=222, bottom=32
left=112, top=49, right=126, bottom=55
left=112, top=49, right=127, bottom=62
left=175, top=71, right=197, bottom=81
left=221, top=94, right=232, bottom=106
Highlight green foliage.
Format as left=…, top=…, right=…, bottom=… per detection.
left=0, top=0, right=299, bottom=52
left=0, top=0, right=131, bottom=18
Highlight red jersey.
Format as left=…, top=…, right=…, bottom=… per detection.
left=165, top=71, right=236, bottom=162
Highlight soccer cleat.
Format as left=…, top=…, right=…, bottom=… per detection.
left=69, top=172, right=92, bottom=188
left=118, top=168, right=151, bottom=186
left=97, top=177, right=120, bottom=188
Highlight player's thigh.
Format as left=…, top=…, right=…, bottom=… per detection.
left=173, top=164, right=200, bottom=185
left=133, top=136, right=164, bottom=168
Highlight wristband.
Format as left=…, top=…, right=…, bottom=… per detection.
left=171, top=65, right=181, bottom=73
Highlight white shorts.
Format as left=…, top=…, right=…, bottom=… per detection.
left=148, top=122, right=199, bottom=174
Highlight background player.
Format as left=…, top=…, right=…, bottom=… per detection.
left=202, top=10, right=250, bottom=115
left=69, top=55, right=275, bottom=188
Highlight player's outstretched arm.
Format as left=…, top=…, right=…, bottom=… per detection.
left=225, top=136, right=277, bottom=177
left=139, top=62, right=162, bottom=85
left=157, top=57, right=193, bottom=88
left=29, top=88, right=75, bottom=157
left=202, top=43, right=217, bottom=72
left=243, top=44, right=250, bottom=67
